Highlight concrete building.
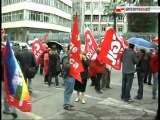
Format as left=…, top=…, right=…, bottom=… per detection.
left=2, top=0, right=72, bottom=42
left=72, top=0, right=128, bottom=42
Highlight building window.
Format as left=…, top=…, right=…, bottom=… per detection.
left=93, top=15, right=99, bottom=22
left=93, top=25, right=98, bottom=31
left=117, top=16, right=124, bottom=21
left=44, top=13, right=49, bottom=22
left=84, top=15, right=91, bottom=22
left=118, top=26, right=123, bottom=32
left=101, top=15, right=107, bottom=22
left=109, top=16, right=113, bottom=22
left=101, top=25, right=106, bottom=31
left=93, top=2, right=99, bottom=10
left=85, top=2, right=91, bottom=11
left=55, top=0, right=59, bottom=8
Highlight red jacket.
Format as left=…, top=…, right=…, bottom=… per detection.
left=88, top=58, right=106, bottom=77
left=150, top=52, right=158, bottom=73
left=44, top=52, right=49, bottom=75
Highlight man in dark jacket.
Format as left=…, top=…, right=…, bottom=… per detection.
left=121, top=43, right=139, bottom=102
left=16, top=45, right=37, bottom=93
left=48, top=45, right=61, bottom=87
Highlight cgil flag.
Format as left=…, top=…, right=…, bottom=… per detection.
left=4, top=38, right=31, bottom=112
left=69, top=15, right=84, bottom=82
left=97, top=28, right=123, bottom=70
left=84, top=27, right=98, bottom=60
left=32, top=38, right=46, bottom=65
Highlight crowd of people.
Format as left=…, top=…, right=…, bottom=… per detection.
left=1, top=41, right=158, bottom=118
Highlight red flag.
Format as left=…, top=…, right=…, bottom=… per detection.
left=32, top=38, right=46, bottom=65
left=84, top=27, right=98, bottom=60
left=97, top=28, right=123, bottom=70
left=70, top=16, right=84, bottom=82
left=1, top=28, right=6, bottom=41
left=42, top=34, right=48, bottom=43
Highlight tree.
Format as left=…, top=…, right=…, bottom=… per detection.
left=104, top=0, right=125, bottom=31
left=127, top=0, right=158, bottom=32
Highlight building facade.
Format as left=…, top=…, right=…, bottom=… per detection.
left=72, top=0, right=128, bottom=42
left=2, top=0, right=72, bottom=42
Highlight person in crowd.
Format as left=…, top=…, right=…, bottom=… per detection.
left=43, top=47, right=50, bottom=85
left=144, top=49, right=154, bottom=85
left=121, top=43, right=139, bottom=102
left=101, top=64, right=112, bottom=90
left=39, top=44, right=48, bottom=75
left=88, top=60, right=97, bottom=86
left=135, top=49, right=147, bottom=100
left=1, top=43, right=18, bottom=119
left=62, top=45, right=75, bottom=111
left=16, top=45, right=38, bottom=93
left=150, top=47, right=158, bottom=99
left=88, top=48, right=106, bottom=94
left=48, top=44, right=61, bottom=87
left=74, top=52, right=90, bottom=104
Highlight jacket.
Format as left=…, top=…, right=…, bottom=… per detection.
left=136, top=57, right=147, bottom=73
left=88, top=58, right=106, bottom=77
left=44, top=52, right=49, bottom=75
left=150, top=52, right=158, bottom=73
left=121, top=48, right=139, bottom=74
left=16, top=49, right=38, bottom=78
left=48, top=50, right=61, bottom=77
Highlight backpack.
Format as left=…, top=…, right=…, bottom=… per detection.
left=61, top=55, right=70, bottom=78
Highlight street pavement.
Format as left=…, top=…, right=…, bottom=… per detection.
left=2, top=69, right=158, bottom=120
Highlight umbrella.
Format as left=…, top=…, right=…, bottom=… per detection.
left=47, top=41, right=63, bottom=50
left=128, top=37, right=156, bottom=49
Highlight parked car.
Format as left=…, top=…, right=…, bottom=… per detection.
left=11, top=41, right=32, bottom=50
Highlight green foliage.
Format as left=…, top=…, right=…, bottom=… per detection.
left=127, top=0, right=158, bottom=32
left=127, top=13, right=158, bottom=32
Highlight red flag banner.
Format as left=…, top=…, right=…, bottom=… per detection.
left=32, top=38, right=46, bottom=65
left=69, top=16, right=84, bottom=82
left=97, top=28, right=123, bottom=70
left=42, top=34, right=48, bottom=43
left=84, top=27, right=98, bottom=60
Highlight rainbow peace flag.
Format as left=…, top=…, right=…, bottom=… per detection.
left=4, top=39, right=32, bottom=112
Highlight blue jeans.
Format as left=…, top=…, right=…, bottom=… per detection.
left=121, top=72, right=134, bottom=101
left=152, top=72, right=158, bottom=97
left=63, top=76, right=75, bottom=107
left=137, top=72, right=145, bottom=98
left=2, top=82, right=17, bottom=114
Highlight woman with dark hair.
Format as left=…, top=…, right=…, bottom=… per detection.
left=74, top=52, right=90, bottom=104
left=135, top=49, right=147, bottom=99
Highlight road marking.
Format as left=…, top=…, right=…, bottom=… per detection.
left=98, top=97, right=156, bottom=114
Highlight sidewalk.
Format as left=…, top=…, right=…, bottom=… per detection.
left=1, top=70, right=158, bottom=120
